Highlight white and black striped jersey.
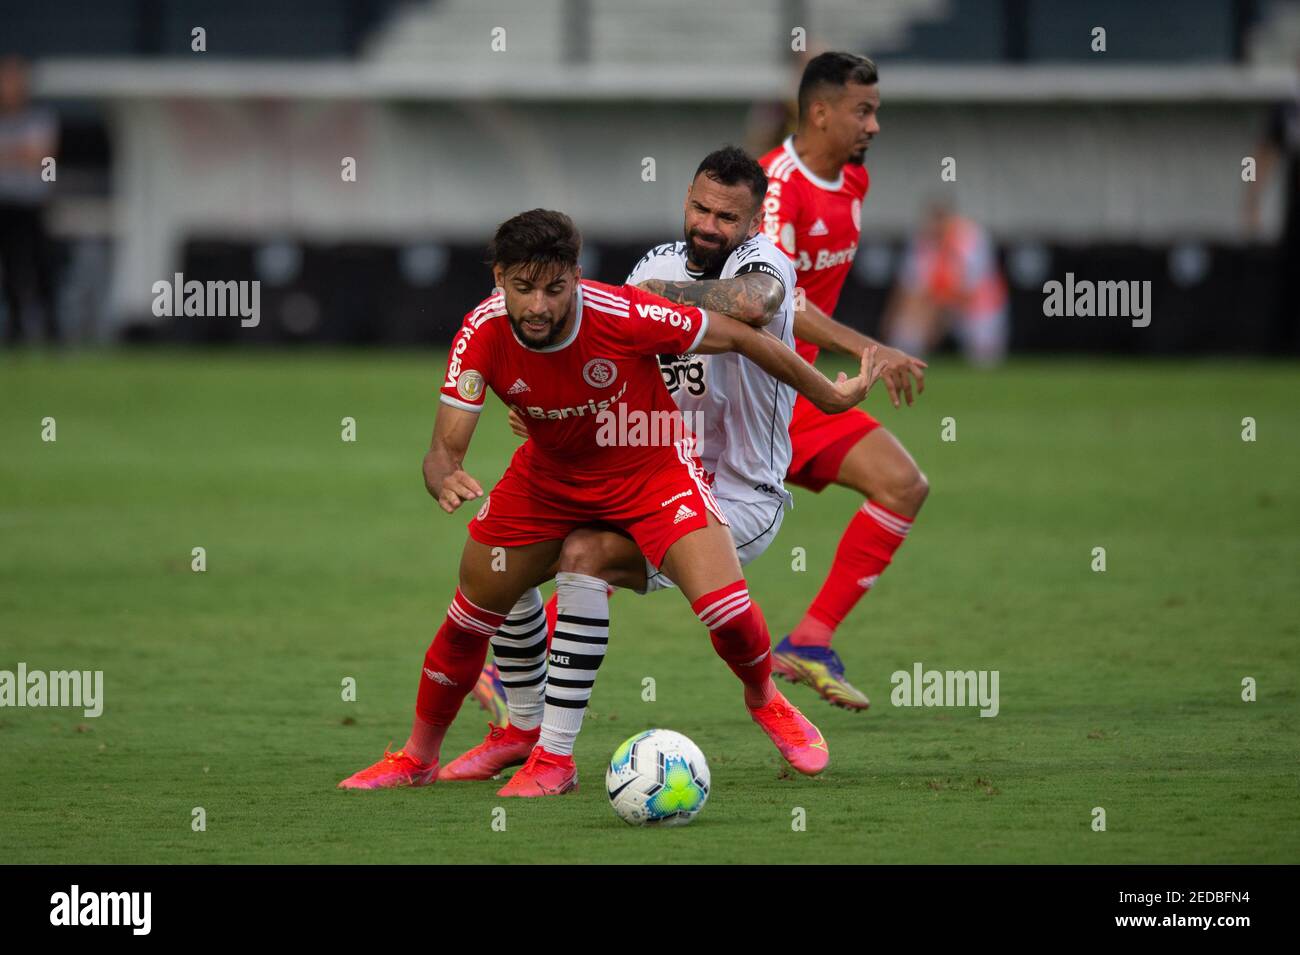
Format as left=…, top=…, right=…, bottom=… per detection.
left=626, top=234, right=796, bottom=510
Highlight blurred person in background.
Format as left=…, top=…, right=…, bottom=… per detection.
left=0, top=56, right=59, bottom=346
left=1244, top=53, right=1300, bottom=353
left=883, top=199, right=1008, bottom=368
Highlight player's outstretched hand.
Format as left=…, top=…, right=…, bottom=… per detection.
left=507, top=408, right=530, bottom=440
left=828, top=345, right=889, bottom=413
left=873, top=345, right=927, bottom=409
left=438, top=470, right=484, bottom=514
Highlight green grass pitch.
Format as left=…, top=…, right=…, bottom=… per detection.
left=1, top=351, right=1297, bottom=863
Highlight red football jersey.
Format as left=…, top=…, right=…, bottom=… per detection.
left=758, top=135, right=870, bottom=364
left=439, top=280, right=708, bottom=477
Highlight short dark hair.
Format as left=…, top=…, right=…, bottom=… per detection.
left=797, top=52, right=878, bottom=121
left=487, top=209, right=582, bottom=282
left=693, top=146, right=768, bottom=211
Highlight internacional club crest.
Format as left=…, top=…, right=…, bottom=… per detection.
left=583, top=358, right=618, bottom=388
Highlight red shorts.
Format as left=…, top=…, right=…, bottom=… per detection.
left=467, top=443, right=727, bottom=567
left=785, top=394, right=879, bottom=493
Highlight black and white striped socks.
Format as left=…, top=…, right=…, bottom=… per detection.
left=540, top=572, right=610, bottom=756
left=490, top=587, right=548, bottom=731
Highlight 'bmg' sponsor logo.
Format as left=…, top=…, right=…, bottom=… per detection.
left=659, top=353, right=705, bottom=396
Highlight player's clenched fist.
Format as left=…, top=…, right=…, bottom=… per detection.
left=436, top=469, right=483, bottom=513
left=423, top=448, right=484, bottom=514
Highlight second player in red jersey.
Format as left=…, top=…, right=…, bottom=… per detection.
left=760, top=130, right=868, bottom=366
left=757, top=52, right=932, bottom=711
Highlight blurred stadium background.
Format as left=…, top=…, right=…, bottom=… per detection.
left=4, top=2, right=1299, bottom=868
left=3, top=0, right=1298, bottom=354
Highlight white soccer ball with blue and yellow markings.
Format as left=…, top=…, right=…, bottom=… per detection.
left=606, top=728, right=710, bottom=827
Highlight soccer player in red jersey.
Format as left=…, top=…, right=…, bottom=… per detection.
left=757, top=52, right=931, bottom=710
left=338, top=209, right=887, bottom=789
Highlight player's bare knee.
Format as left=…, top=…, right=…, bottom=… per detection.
left=558, top=529, right=616, bottom=580
left=873, top=466, right=929, bottom=516
left=903, top=468, right=930, bottom=512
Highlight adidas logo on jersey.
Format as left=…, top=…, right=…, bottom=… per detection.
left=808, top=218, right=829, bottom=236
left=507, top=378, right=529, bottom=395
left=673, top=503, right=697, bottom=524
left=423, top=668, right=455, bottom=686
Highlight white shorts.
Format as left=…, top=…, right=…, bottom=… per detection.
left=640, top=495, right=786, bottom=594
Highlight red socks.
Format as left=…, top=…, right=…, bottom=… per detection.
left=693, top=581, right=776, bottom=708
left=406, top=589, right=505, bottom=764
left=791, top=500, right=913, bottom=647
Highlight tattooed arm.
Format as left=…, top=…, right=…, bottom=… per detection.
left=637, top=271, right=784, bottom=328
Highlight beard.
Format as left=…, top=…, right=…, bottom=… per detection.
left=509, top=311, right=566, bottom=349
left=847, top=134, right=873, bottom=166
left=686, top=229, right=737, bottom=274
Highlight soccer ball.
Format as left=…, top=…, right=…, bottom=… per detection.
left=606, top=728, right=710, bottom=827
